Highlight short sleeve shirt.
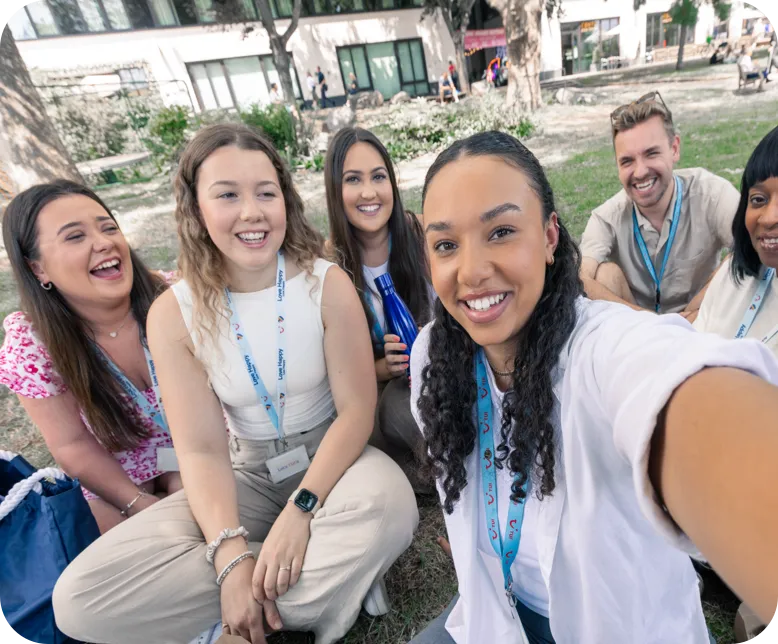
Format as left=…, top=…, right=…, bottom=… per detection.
left=579, top=168, right=739, bottom=313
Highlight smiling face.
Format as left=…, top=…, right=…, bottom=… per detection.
left=746, top=176, right=778, bottom=268
left=195, top=145, right=286, bottom=282
left=341, top=141, right=394, bottom=238
left=29, top=194, right=133, bottom=309
left=423, top=154, right=558, bottom=352
left=614, top=115, right=680, bottom=212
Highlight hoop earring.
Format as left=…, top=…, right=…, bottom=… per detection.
left=547, top=256, right=555, bottom=266
left=40, top=281, right=52, bottom=291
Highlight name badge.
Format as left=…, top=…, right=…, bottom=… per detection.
left=266, top=445, right=310, bottom=483
left=156, top=447, right=180, bottom=472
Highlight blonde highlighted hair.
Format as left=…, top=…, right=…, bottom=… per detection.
left=611, top=100, right=676, bottom=143
left=173, top=123, right=324, bottom=345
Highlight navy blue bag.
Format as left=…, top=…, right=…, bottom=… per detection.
left=0, top=450, right=100, bottom=643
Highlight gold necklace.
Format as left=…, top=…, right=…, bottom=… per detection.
left=97, top=311, right=133, bottom=339
left=488, top=361, right=514, bottom=378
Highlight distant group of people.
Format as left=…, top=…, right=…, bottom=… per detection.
left=2, top=87, right=778, bottom=644
left=305, top=66, right=329, bottom=109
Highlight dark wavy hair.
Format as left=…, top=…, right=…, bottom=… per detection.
left=418, top=131, right=583, bottom=514
left=324, top=127, right=431, bottom=356
left=731, top=125, right=778, bottom=284
left=2, top=180, right=167, bottom=452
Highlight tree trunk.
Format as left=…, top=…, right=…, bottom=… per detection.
left=0, top=30, right=81, bottom=205
left=676, top=24, right=688, bottom=70
left=452, top=30, right=471, bottom=95
left=255, top=0, right=301, bottom=109
left=493, top=0, right=543, bottom=111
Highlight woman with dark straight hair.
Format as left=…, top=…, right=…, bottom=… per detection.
left=0, top=180, right=180, bottom=533
left=695, top=124, right=778, bottom=355
left=324, top=126, right=434, bottom=492
left=410, top=131, right=778, bottom=644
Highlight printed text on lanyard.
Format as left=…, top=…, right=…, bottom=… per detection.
left=225, top=251, right=287, bottom=443
left=476, top=350, right=529, bottom=614
left=632, top=175, right=683, bottom=313
left=735, top=267, right=777, bottom=344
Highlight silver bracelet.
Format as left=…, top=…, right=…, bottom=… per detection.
left=216, top=551, right=254, bottom=587
left=119, top=491, right=148, bottom=518
left=206, top=526, right=250, bottom=564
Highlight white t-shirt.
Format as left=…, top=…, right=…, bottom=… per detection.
left=694, top=258, right=778, bottom=356
left=477, top=365, right=549, bottom=616
left=410, top=297, right=778, bottom=644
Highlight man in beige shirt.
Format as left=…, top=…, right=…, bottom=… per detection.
left=579, top=92, right=740, bottom=320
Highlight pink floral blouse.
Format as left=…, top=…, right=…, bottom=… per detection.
left=0, top=311, right=173, bottom=501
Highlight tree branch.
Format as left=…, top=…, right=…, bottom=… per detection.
left=282, top=0, right=303, bottom=46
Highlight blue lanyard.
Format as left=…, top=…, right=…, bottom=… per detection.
left=476, top=350, right=528, bottom=609
left=632, top=175, right=683, bottom=313
left=225, top=252, right=287, bottom=442
left=736, top=267, right=775, bottom=340
left=103, top=344, right=169, bottom=434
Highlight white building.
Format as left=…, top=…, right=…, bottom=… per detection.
left=5, top=0, right=772, bottom=112
left=8, top=0, right=456, bottom=111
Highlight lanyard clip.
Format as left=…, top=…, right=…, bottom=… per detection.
left=654, top=289, right=661, bottom=314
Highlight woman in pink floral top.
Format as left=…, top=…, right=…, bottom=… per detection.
left=0, top=180, right=182, bottom=533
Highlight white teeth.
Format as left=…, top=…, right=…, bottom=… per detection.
left=635, top=178, right=656, bottom=190
left=93, top=259, right=119, bottom=270
left=465, top=293, right=506, bottom=311
left=238, top=232, right=266, bottom=242
left=358, top=204, right=380, bottom=212
left=761, top=238, right=778, bottom=249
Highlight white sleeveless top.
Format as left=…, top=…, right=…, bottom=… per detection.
left=172, top=258, right=337, bottom=440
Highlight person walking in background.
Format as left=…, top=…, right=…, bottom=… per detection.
left=269, top=83, right=282, bottom=105
left=324, top=126, right=435, bottom=494
left=306, top=71, right=318, bottom=109
left=579, top=92, right=739, bottom=321
left=348, top=72, right=359, bottom=95
left=0, top=181, right=181, bottom=534
left=316, top=66, right=329, bottom=108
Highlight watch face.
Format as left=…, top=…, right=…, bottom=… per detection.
left=295, top=489, right=318, bottom=512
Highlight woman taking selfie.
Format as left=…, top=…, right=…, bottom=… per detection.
left=0, top=181, right=180, bottom=533
left=53, top=124, right=417, bottom=644
left=410, top=131, right=778, bottom=644
left=324, top=126, right=433, bottom=492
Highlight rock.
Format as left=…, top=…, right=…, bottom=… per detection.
left=390, top=91, right=411, bottom=105
left=356, top=90, right=384, bottom=109
left=324, top=104, right=356, bottom=134
left=576, top=92, right=596, bottom=105
left=314, top=132, right=329, bottom=153
left=554, top=87, right=574, bottom=105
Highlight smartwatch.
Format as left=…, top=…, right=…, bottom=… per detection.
left=289, top=488, right=321, bottom=514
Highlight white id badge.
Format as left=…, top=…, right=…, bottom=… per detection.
left=266, top=445, right=310, bottom=483
left=156, top=447, right=180, bottom=472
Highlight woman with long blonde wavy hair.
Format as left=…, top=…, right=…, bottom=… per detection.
left=52, top=123, right=418, bottom=644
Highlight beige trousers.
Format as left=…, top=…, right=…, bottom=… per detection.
left=52, top=420, right=418, bottom=644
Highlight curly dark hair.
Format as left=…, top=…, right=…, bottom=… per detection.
left=417, top=131, right=583, bottom=514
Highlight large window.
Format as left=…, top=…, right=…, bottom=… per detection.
left=646, top=12, right=694, bottom=49
left=337, top=39, right=429, bottom=99
left=561, top=17, right=620, bottom=75
left=10, top=0, right=425, bottom=39
left=187, top=55, right=302, bottom=111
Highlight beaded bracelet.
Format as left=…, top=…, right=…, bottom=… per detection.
left=216, top=551, right=254, bottom=587
left=206, top=526, right=250, bottom=564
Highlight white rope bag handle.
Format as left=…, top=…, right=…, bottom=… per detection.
left=0, top=455, right=68, bottom=522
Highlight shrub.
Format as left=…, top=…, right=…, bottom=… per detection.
left=240, top=104, right=297, bottom=157
left=144, top=105, right=190, bottom=170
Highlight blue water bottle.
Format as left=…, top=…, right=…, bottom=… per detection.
left=374, top=273, right=418, bottom=353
